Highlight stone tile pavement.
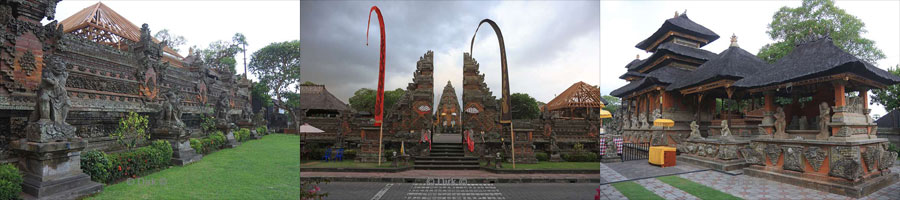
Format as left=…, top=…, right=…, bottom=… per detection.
left=678, top=166, right=900, bottom=200
left=603, top=160, right=704, bottom=180
left=596, top=185, right=627, bottom=200
left=634, top=178, right=699, bottom=200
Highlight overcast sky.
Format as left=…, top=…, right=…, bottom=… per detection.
left=601, top=0, right=900, bottom=117
left=300, top=1, right=601, bottom=108
left=51, top=0, right=300, bottom=77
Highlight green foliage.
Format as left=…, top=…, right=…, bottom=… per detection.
left=300, top=81, right=318, bottom=86
left=257, top=126, right=269, bottom=136
left=611, top=181, right=665, bottom=200
left=535, top=152, right=549, bottom=161
left=283, top=92, right=301, bottom=109
left=251, top=81, right=273, bottom=108
left=190, top=138, right=204, bottom=154
left=249, top=40, right=301, bottom=113
left=111, top=112, right=150, bottom=150
left=757, top=0, right=884, bottom=64
left=562, top=152, right=598, bottom=162
left=383, top=149, right=397, bottom=161
left=0, top=163, right=22, bottom=200
left=210, top=131, right=227, bottom=150
left=81, top=140, right=173, bottom=183
left=872, top=65, right=900, bottom=111
left=200, top=114, right=216, bottom=134
left=236, top=128, right=251, bottom=142
left=82, top=150, right=113, bottom=183
left=573, top=142, right=585, bottom=153
left=154, top=29, right=186, bottom=53
left=602, top=95, right=620, bottom=113
left=887, top=143, right=899, bottom=156
left=348, top=88, right=405, bottom=114
left=198, top=34, right=246, bottom=74
left=510, top=93, right=540, bottom=119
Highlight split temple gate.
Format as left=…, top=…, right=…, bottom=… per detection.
left=610, top=12, right=899, bottom=198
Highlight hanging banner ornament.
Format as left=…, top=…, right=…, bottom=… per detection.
left=469, top=19, right=511, bottom=124
left=367, top=6, right=386, bottom=126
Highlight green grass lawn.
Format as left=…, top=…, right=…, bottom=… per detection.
left=611, top=181, right=664, bottom=200
left=657, top=176, right=742, bottom=200
left=88, top=134, right=299, bottom=200
left=301, top=160, right=406, bottom=168
left=490, top=162, right=602, bottom=170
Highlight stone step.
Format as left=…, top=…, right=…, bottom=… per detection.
left=415, top=160, right=480, bottom=165
left=429, top=152, right=465, bottom=157
left=415, top=156, right=479, bottom=161
left=414, top=165, right=480, bottom=170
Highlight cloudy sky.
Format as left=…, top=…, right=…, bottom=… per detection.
left=601, top=0, right=900, bottom=116
left=300, top=1, right=601, bottom=108
left=50, top=0, right=300, bottom=76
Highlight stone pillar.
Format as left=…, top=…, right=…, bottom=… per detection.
left=151, top=127, right=202, bottom=166
left=759, top=91, right=775, bottom=135
left=829, top=80, right=869, bottom=141
left=10, top=133, right=102, bottom=199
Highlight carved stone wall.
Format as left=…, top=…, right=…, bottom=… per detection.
left=386, top=51, right=434, bottom=134
left=461, top=52, right=500, bottom=134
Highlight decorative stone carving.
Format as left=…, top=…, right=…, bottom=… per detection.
left=803, top=146, right=827, bottom=172
left=765, top=144, right=782, bottom=164
left=863, top=145, right=882, bottom=172
left=741, top=145, right=765, bottom=165
left=689, top=121, right=702, bottom=139
left=158, top=90, right=184, bottom=128
left=720, top=120, right=734, bottom=140
left=639, top=112, right=649, bottom=129
left=697, top=143, right=707, bottom=156
left=782, top=145, right=804, bottom=172
left=651, top=108, right=661, bottom=122
left=818, top=102, right=831, bottom=140
left=705, top=145, right=718, bottom=158
left=718, top=145, right=738, bottom=160
left=829, top=146, right=862, bottom=180
left=774, top=107, right=787, bottom=138
left=622, top=110, right=631, bottom=130
left=215, top=91, right=231, bottom=122
left=758, top=126, right=768, bottom=135
left=880, top=151, right=898, bottom=170
left=19, top=50, right=37, bottom=75
left=26, top=55, right=74, bottom=142
left=631, top=113, right=639, bottom=129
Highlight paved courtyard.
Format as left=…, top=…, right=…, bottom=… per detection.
left=595, top=161, right=900, bottom=200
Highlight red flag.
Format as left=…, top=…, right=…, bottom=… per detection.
left=367, top=6, right=386, bottom=126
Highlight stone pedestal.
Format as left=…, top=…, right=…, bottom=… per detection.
left=151, top=126, right=202, bottom=166
left=549, top=153, right=562, bottom=162
left=743, top=138, right=898, bottom=198
left=224, top=130, right=241, bottom=148
left=10, top=138, right=102, bottom=199
left=677, top=138, right=750, bottom=171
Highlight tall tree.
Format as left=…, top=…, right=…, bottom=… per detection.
left=248, top=40, right=301, bottom=129
left=601, top=95, right=620, bottom=114
left=871, top=65, right=900, bottom=111
left=348, top=88, right=404, bottom=114
left=250, top=80, right=273, bottom=109
left=153, top=29, right=186, bottom=53
left=757, top=0, right=884, bottom=64
left=232, top=33, right=248, bottom=76
left=510, top=93, right=540, bottom=120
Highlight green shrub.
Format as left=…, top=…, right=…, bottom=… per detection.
left=0, top=164, right=22, bottom=200
left=200, top=114, right=216, bottom=133
left=305, top=148, right=325, bottom=160
left=562, top=152, right=598, bottom=162
left=81, top=150, right=112, bottom=183
left=81, top=140, right=174, bottom=183
left=237, top=128, right=251, bottom=142
left=888, top=143, right=900, bottom=157
left=110, top=111, right=150, bottom=150
left=257, top=126, right=269, bottom=136
left=343, top=149, right=357, bottom=160
left=210, top=131, right=226, bottom=149
left=383, top=149, right=397, bottom=161
left=535, top=152, right=549, bottom=161
left=190, top=138, right=204, bottom=154
left=201, top=138, right=214, bottom=154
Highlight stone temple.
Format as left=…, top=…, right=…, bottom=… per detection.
left=0, top=2, right=254, bottom=199
left=610, top=12, right=900, bottom=198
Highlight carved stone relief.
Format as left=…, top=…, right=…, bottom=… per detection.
left=803, top=146, right=827, bottom=172
left=829, top=146, right=862, bottom=180
left=765, top=144, right=782, bottom=164
left=782, top=145, right=804, bottom=172
left=863, top=145, right=882, bottom=172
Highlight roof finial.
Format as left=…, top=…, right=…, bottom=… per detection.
left=730, top=33, right=739, bottom=47
left=674, top=11, right=679, bottom=18
left=636, top=54, right=640, bottom=59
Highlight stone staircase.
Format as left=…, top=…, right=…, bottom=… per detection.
left=414, top=142, right=479, bottom=170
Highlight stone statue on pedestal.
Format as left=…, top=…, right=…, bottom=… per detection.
left=27, top=55, right=74, bottom=142
left=774, top=107, right=787, bottom=138
left=549, top=134, right=562, bottom=162
left=817, top=102, right=831, bottom=140
left=153, top=90, right=202, bottom=166
left=720, top=120, right=734, bottom=141
left=689, top=121, right=702, bottom=139
left=215, top=91, right=231, bottom=122
left=158, top=90, right=185, bottom=128
left=639, top=112, right=649, bottom=129
left=622, top=110, right=631, bottom=130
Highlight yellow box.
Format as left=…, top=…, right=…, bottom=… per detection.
left=649, top=146, right=677, bottom=165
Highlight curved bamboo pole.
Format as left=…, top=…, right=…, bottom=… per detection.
left=367, top=6, right=386, bottom=165
left=470, top=19, right=515, bottom=168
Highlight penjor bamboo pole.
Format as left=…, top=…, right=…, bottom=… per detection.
left=378, top=124, right=383, bottom=165
left=510, top=123, right=516, bottom=169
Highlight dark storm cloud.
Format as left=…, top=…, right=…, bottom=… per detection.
left=300, top=1, right=600, bottom=104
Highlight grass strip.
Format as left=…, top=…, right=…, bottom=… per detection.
left=610, top=181, right=665, bottom=200
left=657, top=176, right=742, bottom=200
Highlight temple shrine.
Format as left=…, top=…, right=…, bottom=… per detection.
left=610, top=12, right=900, bottom=198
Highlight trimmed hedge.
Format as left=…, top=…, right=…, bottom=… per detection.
left=535, top=152, right=549, bottom=161
left=343, top=149, right=357, bottom=160
left=190, top=132, right=228, bottom=156
left=190, top=138, right=204, bottom=154
left=81, top=140, right=173, bottom=183
left=562, top=152, right=598, bottom=162
left=0, top=163, right=23, bottom=200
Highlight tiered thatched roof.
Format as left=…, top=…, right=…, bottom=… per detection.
left=547, top=81, right=608, bottom=111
